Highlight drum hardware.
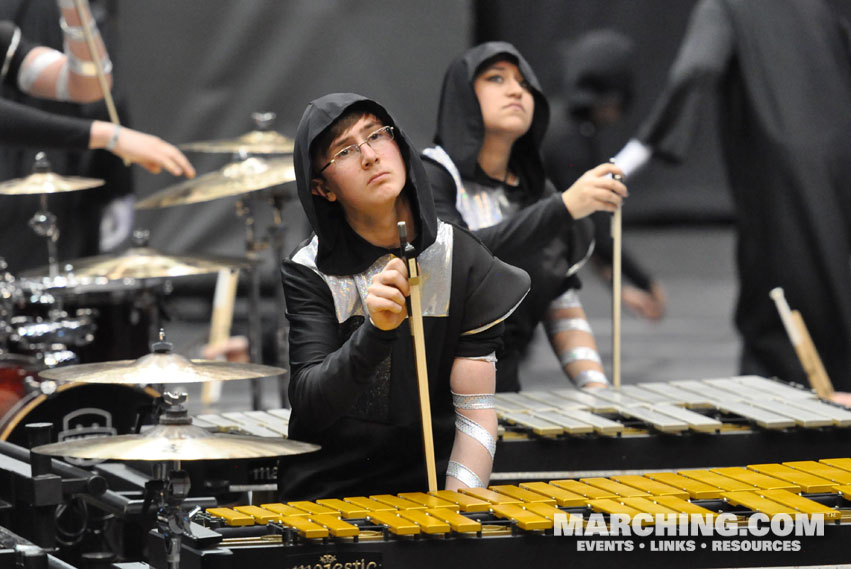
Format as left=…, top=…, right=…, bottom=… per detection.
left=0, top=153, right=105, bottom=196
left=32, top=391, right=319, bottom=569
left=178, top=112, right=295, bottom=155
left=0, top=153, right=104, bottom=281
left=133, top=154, right=295, bottom=210
left=38, top=329, right=286, bottom=385
left=18, top=230, right=252, bottom=364
left=136, top=114, right=297, bottom=410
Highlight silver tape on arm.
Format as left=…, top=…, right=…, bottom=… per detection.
left=446, top=461, right=485, bottom=489
left=454, top=413, right=496, bottom=458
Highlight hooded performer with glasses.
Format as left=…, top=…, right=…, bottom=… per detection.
left=278, top=93, right=530, bottom=499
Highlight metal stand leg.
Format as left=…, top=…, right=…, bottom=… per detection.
left=268, top=193, right=290, bottom=408
left=236, top=195, right=265, bottom=411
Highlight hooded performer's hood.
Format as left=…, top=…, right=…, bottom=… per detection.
left=293, top=93, right=438, bottom=276
left=432, top=41, right=550, bottom=203
left=562, top=29, right=636, bottom=121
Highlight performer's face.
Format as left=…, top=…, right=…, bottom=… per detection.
left=474, top=60, right=535, bottom=141
left=311, top=114, right=407, bottom=214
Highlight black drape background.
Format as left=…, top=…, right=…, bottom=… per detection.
left=475, top=0, right=851, bottom=224
left=8, top=0, right=850, bottom=283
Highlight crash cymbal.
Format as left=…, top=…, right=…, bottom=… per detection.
left=180, top=130, right=295, bottom=155
left=31, top=422, right=319, bottom=461
left=38, top=351, right=285, bottom=384
left=19, top=247, right=250, bottom=282
left=0, top=171, right=104, bottom=195
left=135, top=155, right=294, bottom=210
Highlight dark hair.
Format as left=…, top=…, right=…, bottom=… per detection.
left=310, top=101, right=394, bottom=176
left=474, top=52, right=520, bottom=79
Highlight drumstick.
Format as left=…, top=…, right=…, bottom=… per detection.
left=201, top=268, right=240, bottom=406
left=769, top=287, right=834, bottom=399
left=611, top=172, right=623, bottom=390
left=398, top=221, right=438, bottom=492
left=72, top=0, right=128, bottom=166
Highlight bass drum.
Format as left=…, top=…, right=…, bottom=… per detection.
left=0, top=382, right=159, bottom=449
left=0, top=353, right=42, bottom=420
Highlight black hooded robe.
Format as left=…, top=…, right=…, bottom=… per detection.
left=636, top=0, right=851, bottom=390
left=542, top=30, right=653, bottom=292
left=422, top=42, right=594, bottom=392
left=278, top=93, right=530, bottom=499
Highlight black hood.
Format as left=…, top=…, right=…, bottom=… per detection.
left=562, top=30, right=636, bottom=120
left=293, top=93, right=438, bottom=275
left=432, top=41, right=550, bottom=202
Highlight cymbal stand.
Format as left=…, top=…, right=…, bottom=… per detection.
left=267, top=190, right=289, bottom=407
left=148, top=392, right=192, bottom=569
left=29, top=193, right=61, bottom=282
left=235, top=189, right=265, bottom=410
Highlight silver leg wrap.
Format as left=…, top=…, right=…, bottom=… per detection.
left=446, top=460, right=485, bottom=488
left=455, top=413, right=496, bottom=458
left=559, top=347, right=602, bottom=367
left=574, top=369, right=610, bottom=388
left=451, top=391, right=495, bottom=410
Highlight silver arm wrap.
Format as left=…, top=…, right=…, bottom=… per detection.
left=454, top=413, right=496, bottom=458
left=545, top=317, right=592, bottom=335
left=451, top=391, right=496, bottom=410
left=58, top=0, right=112, bottom=78
left=559, top=346, right=602, bottom=367
left=446, top=461, right=485, bottom=489
left=550, top=289, right=582, bottom=310
left=458, top=351, right=497, bottom=363
left=1, top=26, right=20, bottom=80
left=17, top=49, right=63, bottom=94
left=574, top=369, right=611, bottom=388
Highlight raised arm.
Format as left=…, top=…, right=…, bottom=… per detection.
left=16, top=0, right=112, bottom=103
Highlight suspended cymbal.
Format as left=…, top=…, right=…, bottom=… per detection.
left=31, top=423, right=319, bottom=461
left=135, top=155, right=295, bottom=210
left=39, top=351, right=285, bottom=384
left=0, top=172, right=104, bottom=195
left=19, top=247, right=250, bottom=282
left=180, top=130, right=295, bottom=155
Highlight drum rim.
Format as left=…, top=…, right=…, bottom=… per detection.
left=0, top=381, right=160, bottom=441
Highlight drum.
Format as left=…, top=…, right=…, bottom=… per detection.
left=17, top=277, right=164, bottom=364
left=0, top=381, right=160, bottom=449
left=0, top=353, right=41, bottom=419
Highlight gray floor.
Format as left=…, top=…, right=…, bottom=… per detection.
left=166, top=224, right=741, bottom=415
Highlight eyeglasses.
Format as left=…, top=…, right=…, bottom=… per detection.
left=319, top=126, right=395, bottom=173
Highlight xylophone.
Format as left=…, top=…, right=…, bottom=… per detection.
left=493, top=375, right=851, bottom=479
left=149, top=457, right=851, bottom=569
left=188, top=376, right=851, bottom=489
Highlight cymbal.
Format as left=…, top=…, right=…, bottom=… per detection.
left=180, top=130, right=295, bottom=155
left=31, top=423, right=319, bottom=461
left=19, top=247, right=250, bottom=282
left=0, top=172, right=104, bottom=195
left=38, top=351, right=285, bottom=384
left=135, top=155, right=295, bottom=210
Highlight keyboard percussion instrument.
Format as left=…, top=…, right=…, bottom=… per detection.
left=185, top=375, right=851, bottom=490
left=148, top=457, right=851, bottom=569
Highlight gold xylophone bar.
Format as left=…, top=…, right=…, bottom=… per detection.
left=711, top=466, right=801, bottom=491
left=748, top=463, right=839, bottom=493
